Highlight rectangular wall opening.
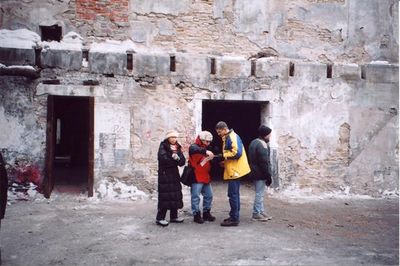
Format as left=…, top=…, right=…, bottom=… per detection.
left=327, top=64, right=333, bottom=78
left=202, top=100, right=268, bottom=181
left=289, top=62, right=295, bottom=77
left=35, top=48, right=42, bottom=68
left=361, top=65, right=366, bottom=79
left=51, top=96, right=92, bottom=195
left=251, top=60, right=256, bottom=76
left=40, top=25, right=62, bottom=42
left=210, top=58, right=216, bottom=75
left=170, top=55, right=176, bottom=72
left=127, top=53, right=133, bottom=70
left=82, top=49, right=89, bottom=61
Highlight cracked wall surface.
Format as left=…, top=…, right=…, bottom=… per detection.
left=0, top=55, right=399, bottom=196
left=0, top=1, right=398, bottom=197
left=0, top=0, right=398, bottom=63
left=1, top=55, right=398, bottom=196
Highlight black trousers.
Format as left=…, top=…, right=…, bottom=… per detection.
left=156, top=208, right=178, bottom=221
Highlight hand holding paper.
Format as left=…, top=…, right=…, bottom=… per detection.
left=200, top=156, right=212, bottom=166
left=200, top=150, right=215, bottom=166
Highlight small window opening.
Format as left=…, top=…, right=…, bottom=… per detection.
left=40, top=25, right=62, bottom=42
left=82, top=48, right=89, bottom=67
left=210, top=58, right=216, bottom=75
left=361, top=66, right=366, bottom=80
left=251, top=60, right=256, bottom=77
left=35, top=48, right=42, bottom=68
left=289, top=62, right=295, bottom=77
left=327, top=64, right=333, bottom=78
left=127, top=53, right=133, bottom=71
left=83, top=80, right=100, bottom=86
left=170, top=55, right=176, bottom=72
left=42, top=79, right=60, bottom=85
left=82, top=49, right=89, bottom=61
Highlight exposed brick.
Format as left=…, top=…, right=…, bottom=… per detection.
left=76, top=0, right=128, bottom=22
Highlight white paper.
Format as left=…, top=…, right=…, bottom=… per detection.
left=200, top=156, right=212, bottom=167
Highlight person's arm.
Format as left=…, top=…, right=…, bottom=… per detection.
left=189, top=144, right=207, bottom=156
left=223, top=134, right=243, bottom=160
left=158, top=143, right=179, bottom=168
left=257, top=141, right=271, bottom=176
left=176, top=150, right=186, bottom=167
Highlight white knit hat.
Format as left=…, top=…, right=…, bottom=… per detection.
left=198, top=131, right=213, bottom=141
left=165, top=130, right=179, bottom=139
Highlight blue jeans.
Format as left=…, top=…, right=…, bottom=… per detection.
left=227, top=179, right=240, bottom=222
left=191, top=183, right=213, bottom=214
left=253, top=180, right=266, bottom=215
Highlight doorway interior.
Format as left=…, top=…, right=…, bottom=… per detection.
left=201, top=100, right=268, bottom=180
left=45, top=95, right=94, bottom=197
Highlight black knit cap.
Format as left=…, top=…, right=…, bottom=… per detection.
left=258, top=125, right=272, bottom=137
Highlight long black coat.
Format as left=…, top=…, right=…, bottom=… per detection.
left=157, top=139, right=185, bottom=210
left=0, top=152, right=8, bottom=220
left=248, top=138, right=272, bottom=186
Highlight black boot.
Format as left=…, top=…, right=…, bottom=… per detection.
left=193, top=212, right=204, bottom=224
left=203, top=210, right=216, bottom=222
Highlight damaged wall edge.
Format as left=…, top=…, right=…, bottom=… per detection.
left=0, top=65, right=41, bottom=79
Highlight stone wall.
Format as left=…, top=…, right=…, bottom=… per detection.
left=0, top=77, right=47, bottom=184
left=76, top=0, right=129, bottom=22
left=274, top=62, right=399, bottom=196
left=0, top=37, right=398, bottom=196
left=0, top=0, right=398, bottom=62
left=0, top=0, right=398, bottom=197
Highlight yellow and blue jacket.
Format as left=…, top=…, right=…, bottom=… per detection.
left=221, top=130, right=251, bottom=180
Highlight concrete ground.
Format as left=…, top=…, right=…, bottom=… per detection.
left=1, top=182, right=398, bottom=266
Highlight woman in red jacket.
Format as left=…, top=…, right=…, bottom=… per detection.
left=189, top=131, right=216, bottom=224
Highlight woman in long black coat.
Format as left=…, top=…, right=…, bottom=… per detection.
left=156, top=130, right=186, bottom=226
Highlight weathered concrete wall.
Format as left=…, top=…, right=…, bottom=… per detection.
left=0, top=77, right=47, bottom=182
left=1, top=46, right=398, bottom=197
left=31, top=69, right=196, bottom=195
left=0, top=0, right=398, bottom=197
left=273, top=62, right=399, bottom=196
left=0, top=0, right=398, bottom=63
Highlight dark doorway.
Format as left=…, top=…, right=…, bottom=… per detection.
left=202, top=100, right=266, bottom=180
left=44, top=95, right=94, bottom=197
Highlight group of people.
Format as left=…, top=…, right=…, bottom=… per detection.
left=155, top=121, right=273, bottom=227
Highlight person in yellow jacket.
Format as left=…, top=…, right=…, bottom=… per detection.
left=215, top=121, right=251, bottom=226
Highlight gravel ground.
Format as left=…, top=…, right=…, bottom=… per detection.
left=1, top=182, right=398, bottom=266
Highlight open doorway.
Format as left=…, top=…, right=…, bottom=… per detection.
left=44, top=95, right=94, bottom=197
left=202, top=100, right=268, bottom=180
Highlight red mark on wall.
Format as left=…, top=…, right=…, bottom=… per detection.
left=15, top=165, right=41, bottom=186
left=10, top=164, right=43, bottom=194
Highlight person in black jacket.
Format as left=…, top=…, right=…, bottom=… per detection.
left=0, top=151, right=8, bottom=264
left=156, top=130, right=186, bottom=227
left=248, top=125, right=273, bottom=222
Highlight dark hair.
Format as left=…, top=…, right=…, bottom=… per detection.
left=215, top=121, right=228, bottom=130
left=258, top=125, right=272, bottom=137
